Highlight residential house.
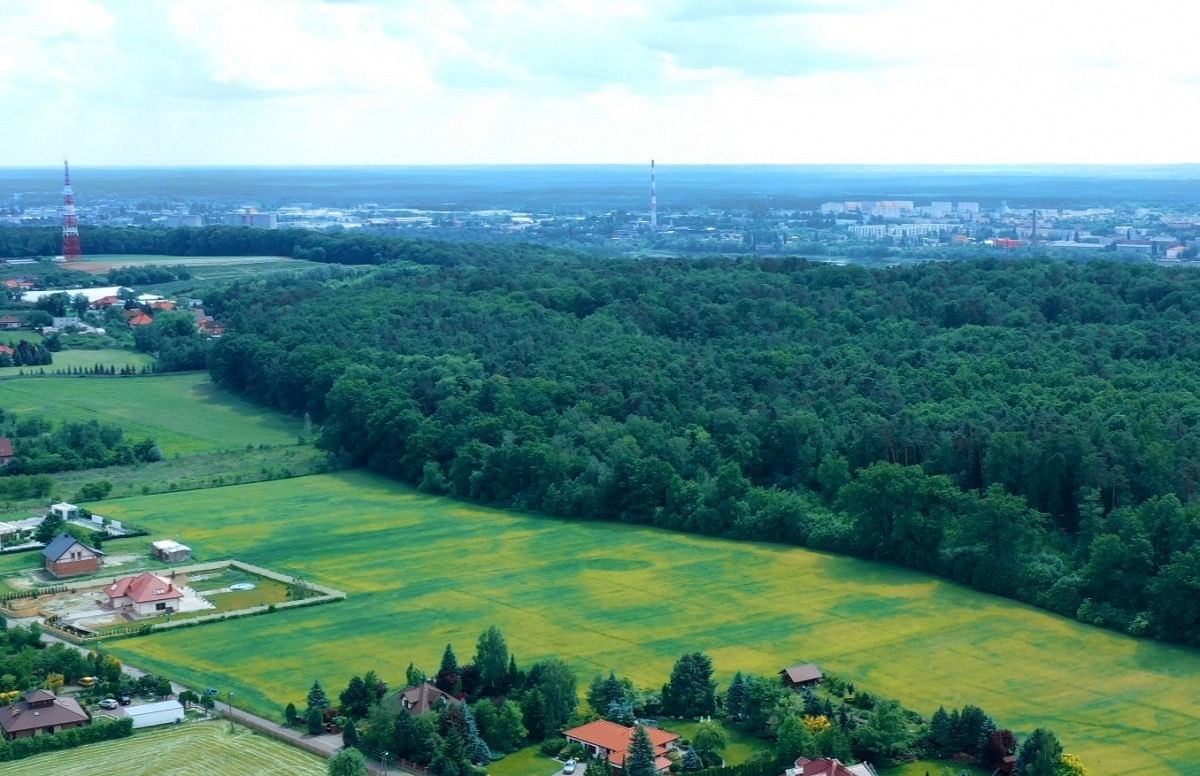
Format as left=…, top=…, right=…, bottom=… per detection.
left=2, top=279, right=33, bottom=291
left=105, top=571, right=184, bottom=617
left=117, top=700, right=184, bottom=729
left=780, top=664, right=823, bottom=690
left=784, top=757, right=877, bottom=776
left=0, top=345, right=13, bottom=358
left=0, top=437, right=13, bottom=467
left=390, top=682, right=455, bottom=715
left=0, top=315, right=21, bottom=330
left=149, top=300, right=177, bottom=311
left=41, top=533, right=103, bottom=578
left=91, top=295, right=123, bottom=309
left=0, top=689, right=89, bottom=740
left=563, top=719, right=679, bottom=774
left=127, top=312, right=154, bottom=327
left=151, top=539, right=192, bottom=562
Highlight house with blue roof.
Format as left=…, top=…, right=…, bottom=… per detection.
left=41, top=533, right=103, bottom=578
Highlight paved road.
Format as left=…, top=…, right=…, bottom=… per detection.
left=36, top=628, right=413, bottom=775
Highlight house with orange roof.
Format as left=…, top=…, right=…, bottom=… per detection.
left=563, top=720, right=679, bottom=773
left=105, top=571, right=184, bottom=617
left=127, top=312, right=154, bottom=327
left=91, top=295, right=123, bottom=308
left=149, top=300, right=176, bottom=311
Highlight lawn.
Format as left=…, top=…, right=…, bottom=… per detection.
left=0, top=721, right=324, bottom=776
left=486, top=744, right=563, bottom=776
left=659, top=719, right=763, bottom=765
left=0, top=348, right=154, bottom=378
left=92, top=471, right=1200, bottom=776
left=0, top=374, right=303, bottom=455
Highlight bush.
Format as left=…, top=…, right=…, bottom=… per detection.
left=540, top=737, right=568, bottom=757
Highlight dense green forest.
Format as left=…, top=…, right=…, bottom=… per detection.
left=202, top=254, right=1200, bottom=644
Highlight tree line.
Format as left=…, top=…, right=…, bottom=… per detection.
left=202, top=254, right=1200, bottom=645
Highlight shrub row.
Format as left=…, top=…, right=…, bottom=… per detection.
left=0, top=718, right=133, bottom=762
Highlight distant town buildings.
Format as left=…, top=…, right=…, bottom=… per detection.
left=222, top=207, right=277, bottom=229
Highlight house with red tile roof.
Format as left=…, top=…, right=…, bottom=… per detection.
left=91, top=295, right=123, bottom=308
left=106, top=571, right=184, bottom=617
left=127, top=312, right=154, bottom=327
left=784, top=757, right=877, bottom=776
left=150, top=300, right=176, bottom=311
left=0, top=437, right=13, bottom=467
left=563, top=720, right=679, bottom=773
left=0, top=315, right=21, bottom=330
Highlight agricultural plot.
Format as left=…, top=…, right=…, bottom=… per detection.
left=0, top=374, right=303, bottom=455
left=72, top=254, right=295, bottom=271
left=0, top=722, right=324, bottom=776
left=93, top=471, right=1200, bottom=776
left=0, top=348, right=154, bottom=378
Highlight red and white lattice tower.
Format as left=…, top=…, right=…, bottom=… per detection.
left=61, top=159, right=82, bottom=261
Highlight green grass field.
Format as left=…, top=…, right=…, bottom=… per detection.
left=89, top=471, right=1200, bottom=776
left=0, top=348, right=154, bottom=378
left=659, top=719, right=761, bottom=765
left=0, top=722, right=324, bottom=776
left=0, top=374, right=303, bottom=455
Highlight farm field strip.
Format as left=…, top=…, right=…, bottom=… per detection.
left=0, top=374, right=303, bottom=455
left=90, top=471, right=1200, bottom=776
left=0, top=722, right=325, bottom=776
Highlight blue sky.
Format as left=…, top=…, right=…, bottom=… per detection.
left=1, top=0, right=1197, bottom=165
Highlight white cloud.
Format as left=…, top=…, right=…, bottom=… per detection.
left=0, top=0, right=1197, bottom=164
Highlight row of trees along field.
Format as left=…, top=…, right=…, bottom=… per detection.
left=309, top=626, right=1082, bottom=776
left=0, top=225, right=578, bottom=266
left=203, top=252, right=1200, bottom=645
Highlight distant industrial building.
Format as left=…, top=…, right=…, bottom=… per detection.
left=223, top=207, right=277, bottom=229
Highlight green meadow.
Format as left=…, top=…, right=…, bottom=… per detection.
left=0, top=722, right=323, bottom=776
left=0, top=374, right=303, bottom=455
left=0, top=348, right=154, bottom=378
left=81, top=471, right=1200, bottom=776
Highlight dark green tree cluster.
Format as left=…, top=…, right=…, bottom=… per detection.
left=0, top=339, right=51, bottom=368
left=202, top=256, right=1200, bottom=644
left=131, top=310, right=209, bottom=371
left=1, top=414, right=160, bottom=475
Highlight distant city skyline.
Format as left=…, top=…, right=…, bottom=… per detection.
left=1, top=0, right=1198, bottom=166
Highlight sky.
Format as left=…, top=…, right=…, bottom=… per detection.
left=1, top=0, right=1198, bottom=166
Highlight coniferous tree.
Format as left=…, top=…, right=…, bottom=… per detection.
left=625, top=725, right=657, bottom=776
left=436, top=644, right=460, bottom=694
left=285, top=702, right=299, bottom=727
left=725, top=672, right=747, bottom=721
left=307, top=680, right=331, bottom=711
left=342, top=718, right=359, bottom=749
left=306, top=705, right=325, bottom=735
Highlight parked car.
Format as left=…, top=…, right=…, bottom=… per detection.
left=98, top=699, right=118, bottom=710
left=118, top=696, right=132, bottom=706
left=563, top=758, right=577, bottom=774
left=203, top=688, right=219, bottom=696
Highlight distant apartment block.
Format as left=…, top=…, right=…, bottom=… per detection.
left=223, top=207, right=278, bottom=229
